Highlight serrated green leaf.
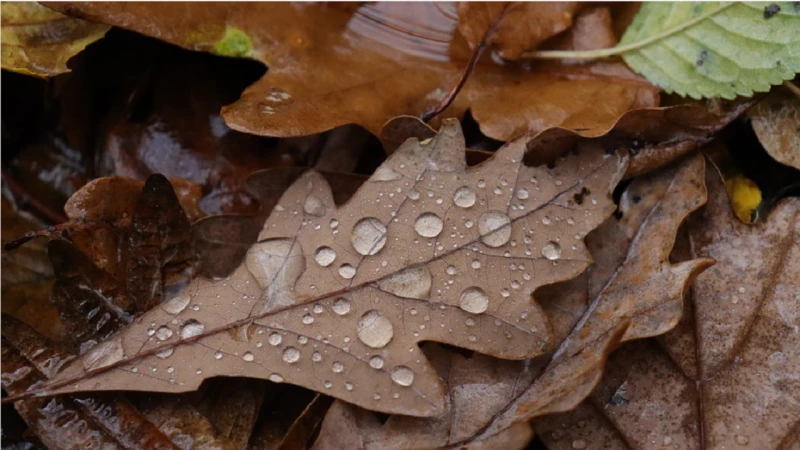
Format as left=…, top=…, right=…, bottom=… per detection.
left=619, top=2, right=800, bottom=99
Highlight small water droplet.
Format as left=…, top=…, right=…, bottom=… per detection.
left=372, top=166, right=403, bottom=182
left=453, top=186, right=476, bottom=208
left=302, top=314, right=314, bottom=325
left=323, top=380, right=333, bottom=388
left=332, top=361, right=344, bottom=373
left=282, top=347, right=300, bottom=363
left=391, top=366, right=414, bottom=386
left=471, top=259, right=481, bottom=269
left=313, top=303, right=324, bottom=314
left=339, top=264, right=356, bottom=279
left=82, top=337, right=124, bottom=369
left=408, top=189, right=420, bottom=200
left=297, top=335, right=308, bottom=344
left=351, top=217, right=387, bottom=256
left=445, top=265, right=457, bottom=276
left=269, top=373, right=284, bottom=383
left=542, top=241, right=562, bottom=260
left=314, top=246, right=337, bottom=267
left=332, top=297, right=351, bottom=315
left=155, top=326, right=173, bottom=341
left=269, top=332, right=282, bottom=346
left=460, top=287, right=489, bottom=314
left=369, top=355, right=385, bottom=369
left=180, top=320, right=204, bottom=339
left=302, top=195, right=326, bottom=217
left=243, top=352, right=254, bottom=362
left=312, top=351, right=322, bottom=362
left=358, top=311, right=394, bottom=348
left=478, top=211, right=512, bottom=247
left=156, top=348, right=174, bottom=359
left=414, top=213, right=443, bottom=238
left=162, top=292, right=191, bottom=315
left=516, top=188, right=529, bottom=200
left=214, top=351, right=223, bottom=359
left=345, top=382, right=354, bottom=391
left=147, top=328, right=155, bottom=336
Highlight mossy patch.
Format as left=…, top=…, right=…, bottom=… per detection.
left=213, top=26, right=253, bottom=58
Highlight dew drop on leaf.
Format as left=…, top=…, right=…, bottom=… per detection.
left=542, top=241, right=562, bottom=260
left=369, top=355, right=384, bottom=369
left=414, top=212, right=443, bottom=238
left=332, top=297, right=351, bottom=315
left=242, top=352, right=254, bottom=362
left=453, top=186, right=476, bottom=208
left=390, top=365, right=415, bottom=386
left=377, top=266, right=432, bottom=299
left=459, top=287, right=489, bottom=314
left=332, top=361, right=344, bottom=373
left=282, top=347, right=301, bottom=363
left=478, top=211, right=512, bottom=247
left=338, top=264, right=356, bottom=279
left=155, top=326, right=173, bottom=341
left=179, top=320, right=204, bottom=339
left=162, top=292, right=191, bottom=315
left=516, top=188, right=529, bottom=200
left=82, top=337, right=123, bottom=370
left=351, top=217, right=387, bottom=256
left=156, top=348, right=174, bottom=359
left=302, top=314, right=314, bottom=325
left=358, top=310, right=394, bottom=348
left=372, top=166, right=403, bottom=182
left=303, top=195, right=326, bottom=217
left=268, top=332, right=282, bottom=346
left=269, top=373, right=284, bottom=383
left=314, top=246, right=337, bottom=267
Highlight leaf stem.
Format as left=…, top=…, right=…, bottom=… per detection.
left=520, top=2, right=736, bottom=60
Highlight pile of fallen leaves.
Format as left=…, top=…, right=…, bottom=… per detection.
left=2, top=2, right=799, bottom=450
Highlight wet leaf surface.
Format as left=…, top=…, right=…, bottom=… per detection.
left=51, top=2, right=659, bottom=141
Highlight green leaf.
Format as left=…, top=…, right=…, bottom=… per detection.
left=524, top=2, right=800, bottom=99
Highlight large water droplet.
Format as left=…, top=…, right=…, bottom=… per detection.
left=155, top=326, right=173, bottom=341
left=453, top=186, right=476, bottom=208
left=332, top=297, right=351, bottom=315
left=243, top=352, right=254, bottom=362
left=156, top=348, right=174, bottom=359
left=303, top=195, right=326, bottom=217
left=390, top=365, right=415, bottom=386
left=414, top=213, right=443, bottom=238
left=369, top=355, right=385, bottom=369
left=332, top=361, right=344, bottom=373
left=478, top=211, right=512, bottom=247
left=268, top=332, right=283, bottom=346
left=179, top=320, right=204, bottom=339
left=541, top=241, right=562, bottom=260
left=372, top=166, right=403, bottom=182
left=351, top=217, right=387, bottom=256
left=357, top=310, right=394, bottom=348
left=314, top=247, right=337, bottom=267
left=516, top=188, right=529, bottom=200
left=338, top=264, right=356, bottom=279
left=162, top=292, right=191, bottom=315
left=282, top=347, right=300, bottom=363
left=377, top=266, right=431, bottom=299
left=459, top=287, right=489, bottom=314
left=82, top=337, right=123, bottom=370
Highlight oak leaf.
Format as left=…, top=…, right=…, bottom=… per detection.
left=536, top=163, right=800, bottom=449
left=50, top=2, right=658, bottom=141
left=749, top=85, right=800, bottom=170
left=15, top=120, right=627, bottom=418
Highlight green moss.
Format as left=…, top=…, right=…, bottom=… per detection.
left=213, top=26, right=253, bottom=58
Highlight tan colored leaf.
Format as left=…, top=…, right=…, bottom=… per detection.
left=0, top=1, right=109, bottom=77
left=18, top=120, right=627, bottom=418
left=749, top=86, right=800, bottom=170
left=538, top=163, right=800, bottom=449
left=51, top=2, right=658, bottom=141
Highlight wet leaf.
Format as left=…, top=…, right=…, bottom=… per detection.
left=0, top=1, right=109, bottom=77
left=537, top=163, right=800, bottom=449
left=749, top=85, right=800, bottom=170
left=51, top=2, right=659, bottom=141
left=20, top=120, right=628, bottom=418
left=313, top=153, right=712, bottom=448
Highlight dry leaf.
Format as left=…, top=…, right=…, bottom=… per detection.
left=749, top=86, right=800, bottom=170
left=51, top=2, right=658, bottom=141
left=314, top=153, right=713, bottom=448
left=537, top=163, right=800, bottom=449
left=17, top=120, right=627, bottom=418
left=0, top=1, right=109, bottom=77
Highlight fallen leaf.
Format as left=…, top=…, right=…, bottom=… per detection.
left=0, top=1, right=109, bottom=77
left=51, top=2, right=658, bottom=141
left=537, top=162, right=800, bottom=449
left=749, top=85, right=800, bottom=170
left=313, top=153, right=712, bottom=448
left=19, top=120, right=628, bottom=418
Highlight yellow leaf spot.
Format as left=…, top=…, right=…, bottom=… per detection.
left=725, top=175, right=761, bottom=223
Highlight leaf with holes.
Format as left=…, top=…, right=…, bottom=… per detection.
left=14, top=120, right=628, bottom=417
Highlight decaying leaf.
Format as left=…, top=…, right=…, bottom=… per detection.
left=0, top=1, right=109, bottom=77
left=310, top=153, right=712, bottom=448
left=15, top=120, right=628, bottom=418
left=749, top=85, right=800, bottom=170
left=537, top=163, right=800, bottom=449
left=50, top=2, right=658, bottom=141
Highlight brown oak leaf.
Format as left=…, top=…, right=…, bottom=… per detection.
left=749, top=85, right=800, bottom=170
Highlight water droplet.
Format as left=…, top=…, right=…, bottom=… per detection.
left=460, top=287, right=489, bottom=314
left=332, top=297, right=351, bottom=315
left=314, top=246, right=337, bottom=267
left=298, top=335, right=308, bottom=344
left=372, top=166, right=403, bottom=182
left=268, top=332, right=282, bottom=346
left=351, top=217, right=387, bottom=256
left=339, top=264, right=356, bottom=279
left=516, top=188, right=529, bottom=200
left=303, top=195, right=326, bottom=217
left=332, top=361, right=344, bottom=373
left=180, top=320, right=204, bottom=339
left=408, top=189, right=420, bottom=200
left=478, top=211, right=512, bottom=247
left=269, top=373, right=284, bottom=383
left=446, top=265, right=457, bottom=275
left=302, top=314, right=314, bottom=325
left=453, top=186, right=476, bottom=208
left=82, top=337, right=124, bottom=369
left=155, top=326, right=173, bottom=341
left=390, top=365, right=415, bottom=386
left=541, top=216, right=551, bottom=225
left=572, top=439, right=587, bottom=450
left=377, top=266, right=431, bottom=299
left=345, top=382, right=354, bottom=391
left=323, top=380, right=333, bottom=388
left=312, top=351, right=322, bottom=362
left=147, top=328, right=155, bottom=336
left=214, top=351, right=223, bottom=359
left=282, top=347, right=300, bottom=363
left=735, top=435, right=749, bottom=445
left=156, top=348, right=174, bottom=359
left=243, top=352, right=254, bottom=362
left=330, top=219, right=339, bottom=228
left=414, top=213, right=443, bottom=238
left=358, top=311, right=394, bottom=348
left=162, top=292, right=191, bottom=315
left=542, top=241, right=562, bottom=260
left=471, top=260, right=481, bottom=269
left=369, top=355, right=385, bottom=369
